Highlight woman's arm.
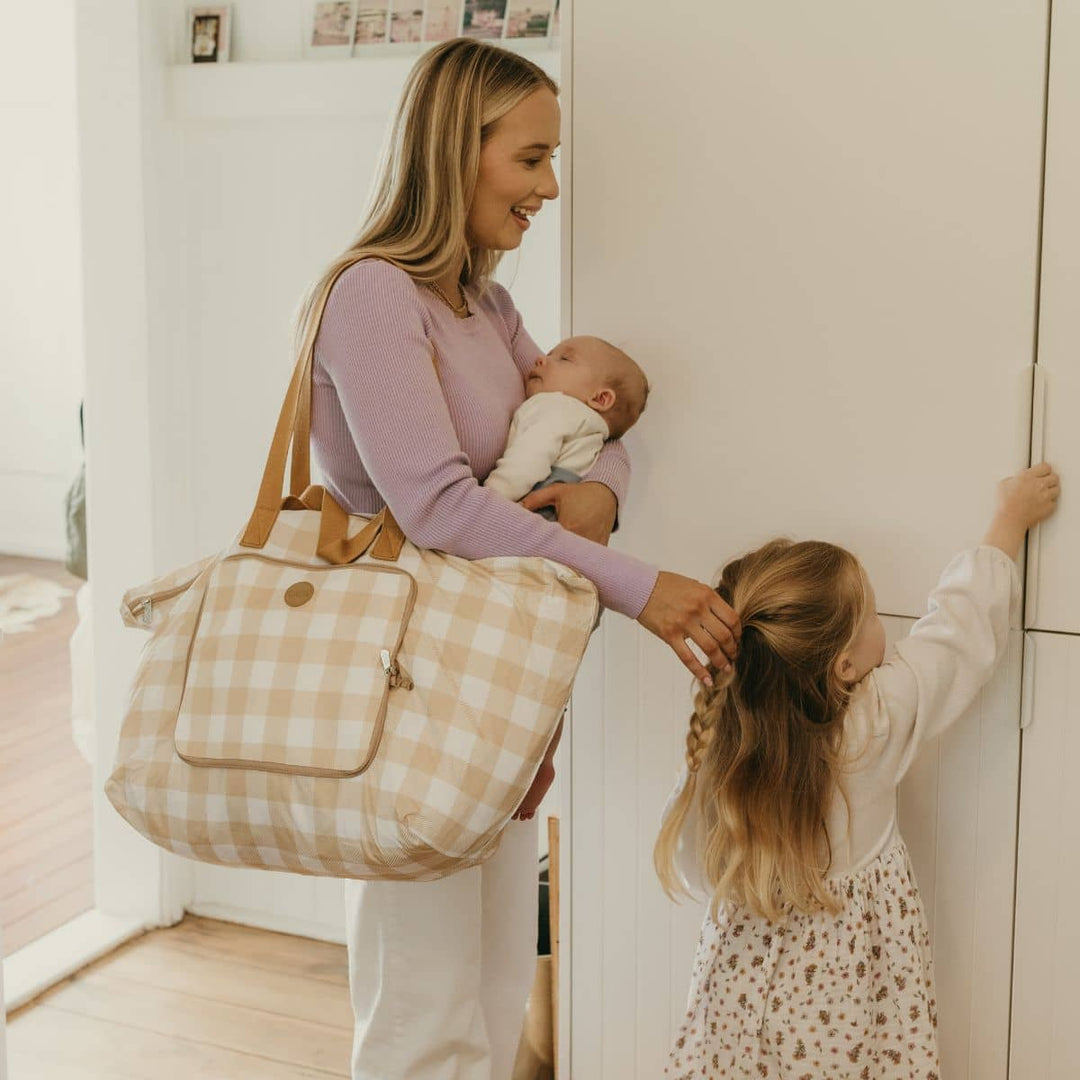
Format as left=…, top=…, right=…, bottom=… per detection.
left=317, top=261, right=658, bottom=618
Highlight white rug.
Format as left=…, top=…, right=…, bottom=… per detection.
left=0, top=574, right=73, bottom=634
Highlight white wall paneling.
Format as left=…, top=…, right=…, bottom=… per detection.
left=892, top=620, right=1023, bottom=1080
left=1027, top=0, right=1080, bottom=633
left=1011, top=632, right=1080, bottom=1078
left=569, top=2, right=1048, bottom=1075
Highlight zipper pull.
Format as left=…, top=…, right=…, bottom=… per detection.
left=380, top=649, right=414, bottom=691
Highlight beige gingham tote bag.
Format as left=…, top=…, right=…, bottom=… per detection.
left=105, top=274, right=600, bottom=881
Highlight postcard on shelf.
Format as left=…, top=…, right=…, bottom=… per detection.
left=353, top=4, right=390, bottom=48
left=187, top=5, right=232, bottom=63
left=463, top=0, right=507, bottom=40
left=307, top=1, right=357, bottom=57
left=505, top=0, right=553, bottom=39
left=390, top=0, right=424, bottom=43
left=423, top=0, right=464, bottom=42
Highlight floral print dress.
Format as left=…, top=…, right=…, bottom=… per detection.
left=664, top=547, right=1021, bottom=1079
left=666, top=840, right=938, bottom=1079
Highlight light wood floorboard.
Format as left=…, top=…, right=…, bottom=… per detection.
left=7, top=915, right=353, bottom=1078
left=0, top=554, right=94, bottom=955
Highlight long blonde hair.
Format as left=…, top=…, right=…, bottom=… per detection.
left=294, top=38, right=558, bottom=356
left=654, top=539, right=869, bottom=921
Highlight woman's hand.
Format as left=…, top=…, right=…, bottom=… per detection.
left=512, top=716, right=563, bottom=821
left=637, top=571, right=741, bottom=685
left=521, top=481, right=618, bottom=545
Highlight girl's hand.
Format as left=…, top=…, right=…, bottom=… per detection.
left=985, top=463, right=1061, bottom=559
left=521, top=481, right=618, bottom=545
left=637, top=571, right=741, bottom=685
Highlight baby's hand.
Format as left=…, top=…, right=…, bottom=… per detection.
left=984, top=464, right=1061, bottom=559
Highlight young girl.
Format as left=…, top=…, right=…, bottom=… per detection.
left=656, top=463, right=1060, bottom=1079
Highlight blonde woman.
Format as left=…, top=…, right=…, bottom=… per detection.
left=303, top=39, right=740, bottom=1079
left=656, top=465, right=1059, bottom=1077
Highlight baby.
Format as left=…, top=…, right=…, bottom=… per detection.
left=484, top=335, right=649, bottom=521
left=493, top=335, right=649, bottom=822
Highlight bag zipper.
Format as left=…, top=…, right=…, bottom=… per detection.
left=380, top=649, right=414, bottom=690
left=129, top=579, right=201, bottom=626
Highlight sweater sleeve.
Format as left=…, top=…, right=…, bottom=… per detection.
left=845, top=545, right=1019, bottom=786
left=315, top=261, right=659, bottom=618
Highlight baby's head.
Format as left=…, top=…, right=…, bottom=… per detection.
left=525, top=336, right=649, bottom=438
left=654, top=538, right=885, bottom=921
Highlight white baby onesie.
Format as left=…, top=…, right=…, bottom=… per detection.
left=483, top=391, right=610, bottom=503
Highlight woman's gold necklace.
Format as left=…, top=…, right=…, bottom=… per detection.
left=425, top=280, right=471, bottom=318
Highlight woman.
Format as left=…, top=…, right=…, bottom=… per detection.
left=303, top=38, right=740, bottom=1080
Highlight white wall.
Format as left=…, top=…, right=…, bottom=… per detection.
left=0, top=2, right=84, bottom=559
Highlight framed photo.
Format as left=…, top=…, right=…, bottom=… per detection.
left=423, top=0, right=464, bottom=42
left=390, top=0, right=424, bottom=43
left=307, top=1, right=357, bottom=57
left=505, top=0, right=553, bottom=39
left=187, top=5, right=231, bottom=63
left=353, top=4, right=390, bottom=46
left=462, top=0, right=507, bottom=40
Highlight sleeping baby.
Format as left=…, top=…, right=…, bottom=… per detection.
left=484, top=335, right=649, bottom=520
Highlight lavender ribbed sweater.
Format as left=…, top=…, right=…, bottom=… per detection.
left=310, top=259, right=659, bottom=618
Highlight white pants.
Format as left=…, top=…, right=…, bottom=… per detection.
left=345, top=817, right=539, bottom=1080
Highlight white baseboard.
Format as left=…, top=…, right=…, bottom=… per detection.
left=186, top=902, right=346, bottom=946
left=3, top=909, right=147, bottom=1013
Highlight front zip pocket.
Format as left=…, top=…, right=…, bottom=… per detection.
left=174, top=553, right=416, bottom=777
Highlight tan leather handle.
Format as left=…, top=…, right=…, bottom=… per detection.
left=239, top=258, right=418, bottom=562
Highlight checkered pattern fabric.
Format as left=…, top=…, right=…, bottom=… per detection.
left=106, top=508, right=599, bottom=880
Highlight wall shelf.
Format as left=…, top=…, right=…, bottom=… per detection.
left=167, top=45, right=559, bottom=122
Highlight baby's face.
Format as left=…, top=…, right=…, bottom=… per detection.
left=525, top=338, right=612, bottom=405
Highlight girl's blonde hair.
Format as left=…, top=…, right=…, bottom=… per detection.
left=654, top=539, right=869, bottom=921
left=293, top=38, right=558, bottom=356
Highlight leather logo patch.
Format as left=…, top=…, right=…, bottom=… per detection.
left=284, top=581, right=315, bottom=608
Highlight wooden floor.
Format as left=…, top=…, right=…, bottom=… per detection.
left=0, top=554, right=94, bottom=956
left=6, top=916, right=353, bottom=1078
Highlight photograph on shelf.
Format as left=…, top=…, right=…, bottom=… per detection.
left=307, top=1, right=357, bottom=57
left=423, top=0, right=464, bottom=42
left=187, top=5, right=231, bottom=63
left=462, top=0, right=507, bottom=40
left=505, top=0, right=553, bottom=39
left=354, top=3, right=390, bottom=45
left=390, top=0, right=424, bottom=43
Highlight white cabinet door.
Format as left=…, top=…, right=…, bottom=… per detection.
left=572, top=1, right=1045, bottom=618
left=1010, top=632, right=1080, bottom=1078
left=1027, top=0, right=1080, bottom=633
left=569, top=3, right=1046, bottom=1075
